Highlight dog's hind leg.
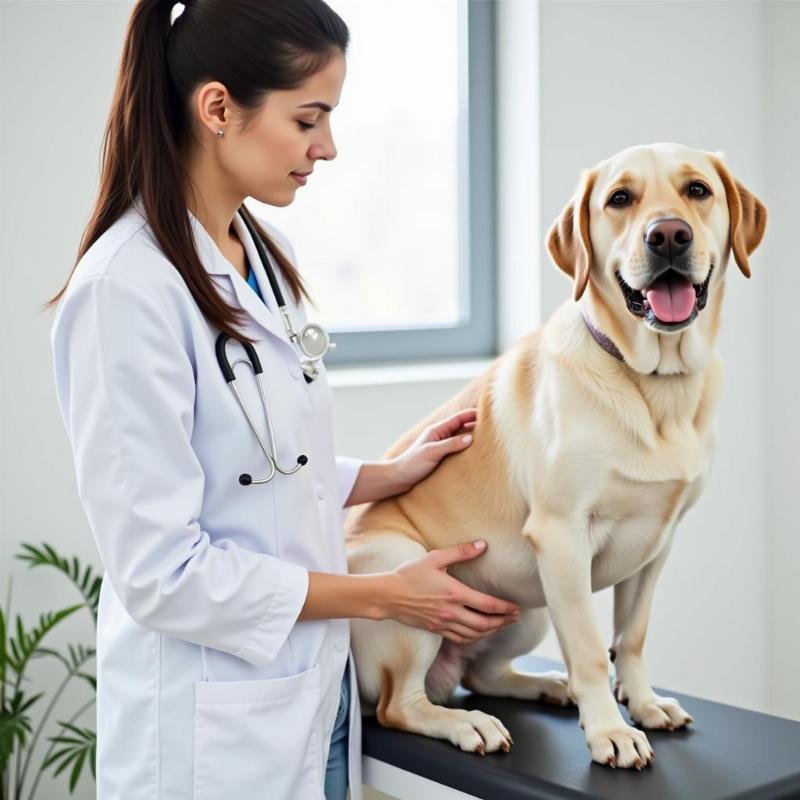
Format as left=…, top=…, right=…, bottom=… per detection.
left=462, top=607, right=574, bottom=706
left=372, top=627, right=514, bottom=754
left=348, top=533, right=513, bottom=753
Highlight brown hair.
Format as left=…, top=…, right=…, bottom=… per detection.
left=43, top=0, right=349, bottom=343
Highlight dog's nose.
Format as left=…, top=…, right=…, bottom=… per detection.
left=644, top=218, right=693, bottom=260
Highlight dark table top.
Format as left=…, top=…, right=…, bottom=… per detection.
left=361, top=655, right=800, bottom=800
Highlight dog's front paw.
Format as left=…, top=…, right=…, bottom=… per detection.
left=585, top=723, right=654, bottom=770
left=627, top=694, right=694, bottom=731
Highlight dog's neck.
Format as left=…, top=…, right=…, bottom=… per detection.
left=581, top=312, right=672, bottom=377
left=581, top=312, right=625, bottom=364
left=574, top=297, right=716, bottom=377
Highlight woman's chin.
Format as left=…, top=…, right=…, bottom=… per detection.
left=251, top=189, right=296, bottom=208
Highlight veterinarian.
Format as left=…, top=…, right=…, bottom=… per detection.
left=47, top=2, right=521, bottom=799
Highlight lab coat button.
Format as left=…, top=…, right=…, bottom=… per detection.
left=316, top=484, right=325, bottom=500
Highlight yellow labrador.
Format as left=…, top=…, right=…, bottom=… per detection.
left=344, top=143, right=766, bottom=769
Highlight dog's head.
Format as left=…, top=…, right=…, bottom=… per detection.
left=547, top=143, right=766, bottom=372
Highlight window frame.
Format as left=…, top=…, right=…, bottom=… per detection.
left=324, top=0, right=497, bottom=367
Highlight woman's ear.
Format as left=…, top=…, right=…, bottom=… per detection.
left=709, top=156, right=767, bottom=278
left=546, top=169, right=597, bottom=301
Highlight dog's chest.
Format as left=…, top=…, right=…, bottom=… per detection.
left=610, top=416, right=711, bottom=485
left=585, top=472, right=695, bottom=589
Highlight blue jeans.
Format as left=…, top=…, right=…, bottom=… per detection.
left=324, top=662, right=350, bottom=800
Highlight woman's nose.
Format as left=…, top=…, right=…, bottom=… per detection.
left=310, top=136, right=337, bottom=162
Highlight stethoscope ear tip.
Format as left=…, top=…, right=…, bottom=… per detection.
left=239, top=474, right=253, bottom=486
left=297, top=455, right=309, bottom=466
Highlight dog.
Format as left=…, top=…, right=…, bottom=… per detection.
left=344, top=143, right=766, bottom=769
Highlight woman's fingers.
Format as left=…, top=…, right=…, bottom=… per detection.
left=428, top=408, right=478, bottom=440
left=455, top=606, right=509, bottom=634
left=459, top=584, right=520, bottom=617
left=439, top=613, right=517, bottom=642
left=460, top=612, right=517, bottom=639
left=427, top=540, right=489, bottom=570
left=440, top=622, right=480, bottom=642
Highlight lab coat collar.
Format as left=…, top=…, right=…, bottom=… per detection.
left=131, top=195, right=298, bottom=352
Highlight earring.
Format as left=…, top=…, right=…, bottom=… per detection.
left=216, top=129, right=224, bottom=137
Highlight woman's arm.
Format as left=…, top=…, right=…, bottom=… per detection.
left=299, top=541, right=520, bottom=644
left=343, top=409, right=478, bottom=507
left=342, top=459, right=408, bottom=507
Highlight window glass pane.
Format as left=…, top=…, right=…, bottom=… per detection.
left=254, top=0, right=463, bottom=332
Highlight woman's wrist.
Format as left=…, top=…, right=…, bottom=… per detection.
left=300, top=570, right=398, bottom=622
left=344, top=458, right=411, bottom=507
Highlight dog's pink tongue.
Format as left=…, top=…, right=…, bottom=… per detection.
left=646, top=273, right=696, bottom=323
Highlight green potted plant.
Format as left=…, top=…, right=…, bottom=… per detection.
left=1, top=543, right=101, bottom=799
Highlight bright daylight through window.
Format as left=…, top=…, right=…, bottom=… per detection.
left=259, top=0, right=462, bottom=336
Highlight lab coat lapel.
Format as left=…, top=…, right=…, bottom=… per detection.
left=187, top=207, right=295, bottom=352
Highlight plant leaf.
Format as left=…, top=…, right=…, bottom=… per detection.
left=0, top=608, right=6, bottom=684
left=69, top=747, right=87, bottom=792
left=0, top=690, right=38, bottom=771
left=16, top=543, right=101, bottom=623
left=5, top=605, right=84, bottom=676
left=44, top=722, right=96, bottom=792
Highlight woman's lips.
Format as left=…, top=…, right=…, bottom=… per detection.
left=290, top=172, right=308, bottom=186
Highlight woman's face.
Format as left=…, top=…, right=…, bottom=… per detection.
left=192, top=50, right=347, bottom=208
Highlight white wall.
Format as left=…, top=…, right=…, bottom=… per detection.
left=1, top=4, right=135, bottom=800
left=1, top=2, right=797, bottom=799
left=763, top=0, right=800, bottom=721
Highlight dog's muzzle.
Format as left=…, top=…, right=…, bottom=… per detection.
left=617, top=218, right=712, bottom=331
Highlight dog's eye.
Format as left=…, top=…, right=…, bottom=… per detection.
left=608, top=190, right=631, bottom=208
left=688, top=181, right=711, bottom=199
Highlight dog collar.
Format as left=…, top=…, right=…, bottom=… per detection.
left=581, top=312, right=666, bottom=376
left=581, top=312, right=625, bottom=363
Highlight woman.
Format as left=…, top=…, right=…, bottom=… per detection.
left=47, top=2, right=520, bottom=798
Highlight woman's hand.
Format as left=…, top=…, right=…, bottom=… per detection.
left=379, top=540, right=520, bottom=643
left=391, top=408, right=478, bottom=493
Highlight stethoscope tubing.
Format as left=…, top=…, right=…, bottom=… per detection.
left=237, top=206, right=332, bottom=384
left=215, top=333, right=308, bottom=485
left=212, top=205, right=333, bottom=485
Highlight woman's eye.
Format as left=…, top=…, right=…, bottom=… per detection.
left=688, top=181, right=711, bottom=199
left=608, top=190, right=631, bottom=207
left=298, top=121, right=317, bottom=131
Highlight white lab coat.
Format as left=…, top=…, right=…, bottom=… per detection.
left=51, top=196, right=365, bottom=800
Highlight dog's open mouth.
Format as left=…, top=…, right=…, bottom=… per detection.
left=617, top=266, right=712, bottom=328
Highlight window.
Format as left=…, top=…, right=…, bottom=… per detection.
left=255, top=0, right=496, bottom=365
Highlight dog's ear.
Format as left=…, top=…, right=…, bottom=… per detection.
left=709, top=155, right=767, bottom=278
left=546, top=169, right=597, bottom=301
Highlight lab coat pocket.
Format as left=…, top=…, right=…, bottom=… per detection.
left=193, top=663, right=323, bottom=800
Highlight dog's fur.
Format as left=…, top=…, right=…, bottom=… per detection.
left=344, top=143, right=766, bottom=769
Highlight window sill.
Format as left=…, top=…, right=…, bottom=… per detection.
left=326, top=357, right=495, bottom=388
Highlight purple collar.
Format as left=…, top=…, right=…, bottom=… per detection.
left=581, top=312, right=625, bottom=363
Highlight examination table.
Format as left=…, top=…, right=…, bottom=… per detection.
left=361, top=655, right=800, bottom=800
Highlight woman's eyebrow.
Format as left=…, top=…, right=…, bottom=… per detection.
left=296, top=101, right=334, bottom=112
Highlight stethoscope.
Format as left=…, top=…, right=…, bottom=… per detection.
left=214, top=207, right=336, bottom=486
